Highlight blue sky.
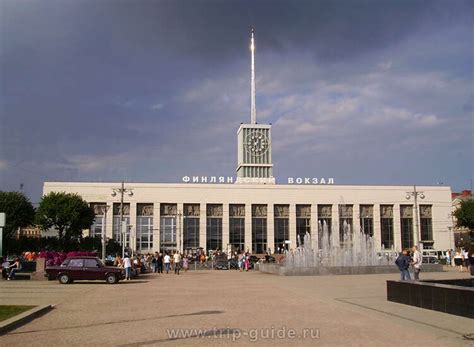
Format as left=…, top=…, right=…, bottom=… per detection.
left=0, top=0, right=473, bottom=203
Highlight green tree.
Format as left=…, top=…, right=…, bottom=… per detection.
left=35, top=192, right=95, bottom=241
left=0, top=191, right=35, bottom=239
left=454, top=200, right=474, bottom=230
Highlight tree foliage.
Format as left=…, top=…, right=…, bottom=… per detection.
left=35, top=192, right=95, bottom=241
left=0, top=191, right=35, bottom=239
left=454, top=200, right=474, bottom=230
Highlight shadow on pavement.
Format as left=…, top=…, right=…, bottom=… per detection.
left=8, top=310, right=225, bottom=335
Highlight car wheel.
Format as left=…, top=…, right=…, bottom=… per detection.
left=59, top=274, right=70, bottom=284
left=106, top=273, right=117, bottom=284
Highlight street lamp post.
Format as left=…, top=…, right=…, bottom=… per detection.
left=177, top=210, right=183, bottom=253
left=111, top=181, right=134, bottom=257
left=405, top=185, right=425, bottom=249
left=101, top=205, right=110, bottom=262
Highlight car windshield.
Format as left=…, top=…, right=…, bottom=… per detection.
left=96, top=259, right=104, bottom=267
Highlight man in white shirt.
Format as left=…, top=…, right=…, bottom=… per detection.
left=123, top=255, right=132, bottom=280
left=173, top=252, right=182, bottom=275
left=164, top=253, right=171, bottom=274
left=412, top=246, right=422, bottom=280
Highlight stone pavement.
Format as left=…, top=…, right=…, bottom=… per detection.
left=0, top=269, right=472, bottom=346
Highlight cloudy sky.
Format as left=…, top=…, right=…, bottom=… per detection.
left=1, top=0, right=473, bottom=203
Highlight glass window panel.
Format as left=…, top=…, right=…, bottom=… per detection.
left=229, top=218, right=245, bottom=253
left=184, top=217, right=200, bottom=249
left=296, top=218, right=311, bottom=245
left=252, top=218, right=267, bottom=254
left=274, top=218, right=289, bottom=253
left=206, top=217, right=222, bottom=251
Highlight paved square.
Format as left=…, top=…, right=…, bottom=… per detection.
left=0, top=270, right=472, bottom=346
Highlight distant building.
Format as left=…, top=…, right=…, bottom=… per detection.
left=451, top=190, right=473, bottom=248
left=17, top=225, right=42, bottom=239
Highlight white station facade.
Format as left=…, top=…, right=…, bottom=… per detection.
left=43, top=29, right=453, bottom=255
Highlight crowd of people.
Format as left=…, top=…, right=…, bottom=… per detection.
left=445, top=248, right=471, bottom=272
left=103, top=249, right=273, bottom=279
left=395, top=246, right=472, bottom=281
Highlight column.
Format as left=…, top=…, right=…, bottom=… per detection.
left=153, top=203, right=160, bottom=253
left=129, top=202, right=137, bottom=253
left=105, top=201, right=114, bottom=240
left=373, top=204, right=381, bottom=251
left=289, top=204, right=296, bottom=250
left=199, top=203, right=207, bottom=251
left=353, top=204, right=359, bottom=233
left=393, top=204, right=401, bottom=251
left=267, top=203, right=274, bottom=254
left=177, top=203, right=184, bottom=253
left=332, top=204, right=339, bottom=244
left=245, top=204, right=252, bottom=253
left=311, top=204, right=319, bottom=250
left=222, top=203, right=230, bottom=253
left=413, top=205, right=420, bottom=246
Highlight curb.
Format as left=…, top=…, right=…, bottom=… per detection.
left=0, top=304, right=54, bottom=335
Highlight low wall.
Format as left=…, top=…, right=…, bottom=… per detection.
left=387, top=279, right=474, bottom=318
left=259, top=263, right=443, bottom=276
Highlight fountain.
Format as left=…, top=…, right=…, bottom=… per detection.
left=259, top=220, right=442, bottom=276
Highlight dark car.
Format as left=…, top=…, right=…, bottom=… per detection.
left=45, top=256, right=124, bottom=284
left=214, top=255, right=230, bottom=270
left=248, top=255, right=261, bottom=269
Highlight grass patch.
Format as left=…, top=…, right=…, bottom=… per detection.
left=0, top=305, right=36, bottom=322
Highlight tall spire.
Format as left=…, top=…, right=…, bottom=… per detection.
left=250, top=27, right=257, bottom=124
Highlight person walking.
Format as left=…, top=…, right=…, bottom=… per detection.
left=462, top=248, right=470, bottom=272
left=244, top=253, right=250, bottom=272
left=238, top=252, right=244, bottom=272
left=446, top=249, right=451, bottom=267
left=182, top=255, right=189, bottom=273
left=412, top=246, right=422, bottom=280
left=395, top=250, right=411, bottom=281
left=151, top=253, right=157, bottom=273
left=164, top=252, right=171, bottom=274
left=157, top=253, right=163, bottom=273
left=123, top=254, right=132, bottom=281
left=454, top=250, right=463, bottom=272
left=173, top=251, right=182, bottom=275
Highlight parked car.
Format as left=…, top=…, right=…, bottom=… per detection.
left=45, top=256, right=124, bottom=284
left=248, top=255, right=261, bottom=269
left=422, top=256, right=440, bottom=264
left=214, top=255, right=230, bottom=270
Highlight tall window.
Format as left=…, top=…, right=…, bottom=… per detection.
left=113, top=203, right=130, bottom=247
left=206, top=204, right=222, bottom=251
left=296, top=205, right=311, bottom=246
left=318, top=205, right=332, bottom=248
left=420, top=205, right=433, bottom=248
left=252, top=204, right=267, bottom=254
left=380, top=205, right=394, bottom=249
left=274, top=205, right=289, bottom=252
left=90, top=203, right=106, bottom=238
left=339, top=205, right=353, bottom=246
left=160, top=203, right=177, bottom=251
left=400, top=205, right=414, bottom=249
left=137, top=204, right=153, bottom=252
left=360, top=205, right=374, bottom=237
left=183, top=204, right=200, bottom=250
left=229, top=204, right=245, bottom=253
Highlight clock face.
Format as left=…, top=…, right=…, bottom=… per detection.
left=245, top=131, right=269, bottom=156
